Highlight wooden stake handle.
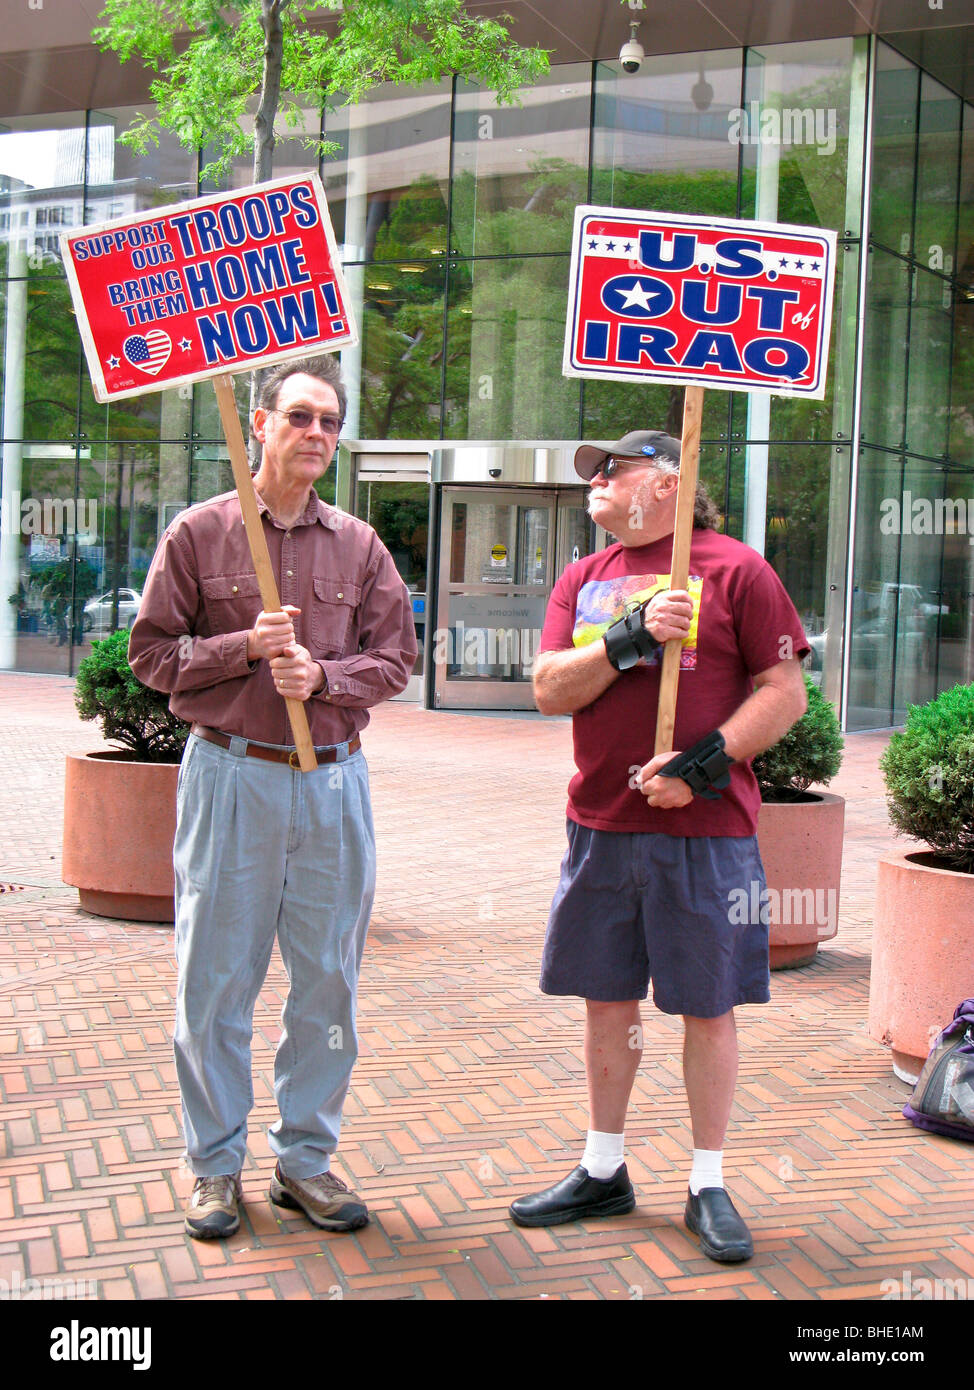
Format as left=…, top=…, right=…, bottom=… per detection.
left=654, top=385, right=704, bottom=757
left=213, top=374, right=318, bottom=773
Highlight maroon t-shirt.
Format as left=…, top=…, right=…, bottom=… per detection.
left=538, top=528, right=809, bottom=837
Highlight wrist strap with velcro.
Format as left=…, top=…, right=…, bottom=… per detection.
left=603, top=603, right=661, bottom=671
left=657, top=730, right=734, bottom=800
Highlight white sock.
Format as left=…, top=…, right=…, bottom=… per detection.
left=581, top=1130, right=625, bottom=1180
left=689, top=1148, right=724, bottom=1195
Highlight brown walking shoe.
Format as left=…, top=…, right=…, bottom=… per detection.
left=269, top=1162, right=369, bottom=1232
left=184, top=1172, right=242, bottom=1240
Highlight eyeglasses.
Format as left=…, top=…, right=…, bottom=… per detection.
left=593, top=455, right=653, bottom=480
left=271, top=408, right=344, bottom=434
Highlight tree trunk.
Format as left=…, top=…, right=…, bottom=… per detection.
left=248, top=0, right=287, bottom=465
left=254, top=0, right=284, bottom=184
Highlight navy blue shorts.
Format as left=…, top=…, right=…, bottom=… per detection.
left=539, top=821, right=770, bottom=1017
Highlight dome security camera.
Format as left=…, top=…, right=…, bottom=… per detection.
left=691, top=75, right=714, bottom=111
left=620, top=23, right=643, bottom=74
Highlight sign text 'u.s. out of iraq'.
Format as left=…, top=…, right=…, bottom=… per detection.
left=564, top=206, right=837, bottom=399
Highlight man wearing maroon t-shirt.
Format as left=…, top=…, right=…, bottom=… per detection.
left=509, top=429, right=809, bottom=1262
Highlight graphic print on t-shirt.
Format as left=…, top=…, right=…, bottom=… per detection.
left=572, top=572, right=702, bottom=669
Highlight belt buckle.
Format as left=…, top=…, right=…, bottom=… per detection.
left=288, top=749, right=303, bottom=770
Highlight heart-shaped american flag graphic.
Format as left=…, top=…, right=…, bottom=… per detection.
left=123, top=331, right=172, bottom=376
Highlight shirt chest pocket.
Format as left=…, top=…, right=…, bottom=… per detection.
left=199, top=573, right=263, bottom=635
left=311, top=578, right=361, bottom=656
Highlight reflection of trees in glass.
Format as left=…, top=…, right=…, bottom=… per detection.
left=741, top=66, right=854, bottom=233
left=591, top=166, right=739, bottom=221
left=870, top=61, right=919, bottom=252
left=360, top=285, right=448, bottom=438
left=369, top=484, right=428, bottom=588
left=368, top=176, right=449, bottom=260
left=763, top=446, right=832, bottom=613
left=0, top=250, right=166, bottom=444
left=7, top=263, right=79, bottom=441
left=949, top=299, right=974, bottom=465
left=451, top=160, right=587, bottom=257
left=358, top=176, right=453, bottom=438
left=460, top=253, right=579, bottom=439
left=38, top=557, right=98, bottom=645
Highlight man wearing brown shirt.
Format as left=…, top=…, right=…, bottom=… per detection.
left=129, top=354, right=417, bottom=1240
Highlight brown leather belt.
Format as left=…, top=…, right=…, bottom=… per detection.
left=191, top=724, right=360, bottom=768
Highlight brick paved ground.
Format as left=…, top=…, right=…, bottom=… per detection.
left=1, top=672, right=972, bottom=1315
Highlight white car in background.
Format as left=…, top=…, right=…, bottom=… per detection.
left=806, top=584, right=948, bottom=675
left=83, top=587, right=142, bottom=634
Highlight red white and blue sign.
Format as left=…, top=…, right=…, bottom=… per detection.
left=563, top=206, right=837, bottom=399
left=60, top=172, right=357, bottom=403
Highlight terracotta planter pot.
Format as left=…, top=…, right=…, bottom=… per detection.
left=869, top=849, right=974, bottom=1084
left=62, top=751, right=179, bottom=922
left=757, top=791, right=845, bottom=970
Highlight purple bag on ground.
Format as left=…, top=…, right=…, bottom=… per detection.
left=903, top=998, right=974, bottom=1142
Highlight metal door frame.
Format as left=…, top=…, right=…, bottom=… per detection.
left=434, top=485, right=558, bottom=710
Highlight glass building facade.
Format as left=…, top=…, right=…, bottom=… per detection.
left=1, top=34, right=972, bottom=726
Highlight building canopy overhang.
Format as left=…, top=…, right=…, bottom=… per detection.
left=1, top=0, right=972, bottom=118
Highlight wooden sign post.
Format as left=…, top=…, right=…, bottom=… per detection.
left=213, top=375, right=317, bottom=771
left=653, top=383, right=703, bottom=757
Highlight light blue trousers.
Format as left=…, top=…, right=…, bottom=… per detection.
left=172, top=731, right=375, bottom=1179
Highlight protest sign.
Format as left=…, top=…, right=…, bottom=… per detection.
left=564, top=206, right=836, bottom=400
left=60, top=172, right=355, bottom=404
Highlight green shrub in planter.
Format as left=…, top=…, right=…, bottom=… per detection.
left=880, top=683, right=974, bottom=873
left=751, top=674, right=843, bottom=802
left=75, top=629, right=188, bottom=763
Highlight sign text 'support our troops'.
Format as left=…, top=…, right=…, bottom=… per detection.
left=61, top=174, right=355, bottom=402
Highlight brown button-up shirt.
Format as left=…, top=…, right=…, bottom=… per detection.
left=128, top=487, right=418, bottom=745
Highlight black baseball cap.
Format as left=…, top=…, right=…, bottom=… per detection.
left=574, top=429, right=682, bottom=482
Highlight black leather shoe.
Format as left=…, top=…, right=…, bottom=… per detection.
left=684, top=1186, right=753, bottom=1262
left=509, top=1164, right=635, bottom=1228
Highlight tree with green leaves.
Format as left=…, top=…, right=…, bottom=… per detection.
left=94, top=0, right=549, bottom=184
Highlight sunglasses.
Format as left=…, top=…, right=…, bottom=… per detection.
left=271, top=408, right=344, bottom=434
left=593, top=455, right=654, bottom=480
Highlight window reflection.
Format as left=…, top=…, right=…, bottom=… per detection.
left=452, top=66, right=590, bottom=258
left=445, top=255, right=580, bottom=439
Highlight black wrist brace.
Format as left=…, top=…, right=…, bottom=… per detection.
left=603, top=603, right=661, bottom=671
left=658, top=730, right=734, bottom=800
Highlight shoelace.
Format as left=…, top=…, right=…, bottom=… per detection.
left=304, top=1171, right=350, bottom=1194
left=195, top=1174, right=236, bottom=1204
